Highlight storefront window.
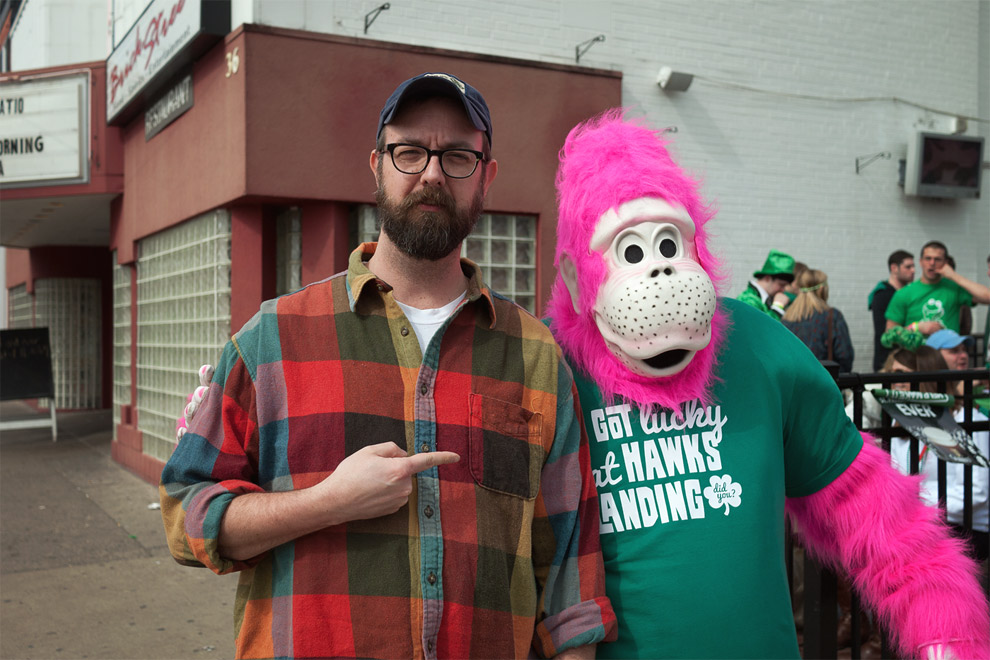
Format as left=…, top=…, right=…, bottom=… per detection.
left=135, top=210, right=231, bottom=462
left=34, top=278, right=102, bottom=410
left=112, top=254, right=132, bottom=440
left=353, top=206, right=537, bottom=313
left=276, top=207, right=302, bottom=296
left=6, top=284, right=33, bottom=328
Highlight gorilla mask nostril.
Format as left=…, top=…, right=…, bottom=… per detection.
left=650, top=269, right=660, bottom=278
left=663, top=267, right=673, bottom=276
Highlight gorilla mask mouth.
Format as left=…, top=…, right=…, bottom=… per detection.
left=643, top=349, right=690, bottom=370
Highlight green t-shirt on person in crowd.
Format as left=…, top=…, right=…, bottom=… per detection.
left=568, top=297, right=863, bottom=659
left=884, top=278, right=973, bottom=333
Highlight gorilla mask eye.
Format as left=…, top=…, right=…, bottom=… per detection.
left=656, top=228, right=681, bottom=260
left=659, top=238, right=677, bottom=259
left=625, top=245, right=644, bottom=263
left=616, top=233, right=648, bottom=266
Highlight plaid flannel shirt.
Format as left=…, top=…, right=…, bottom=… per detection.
left=160, top=243, right=616, bottom=659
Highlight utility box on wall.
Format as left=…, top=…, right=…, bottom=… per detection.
left=903, top=132, right=985, bottom=199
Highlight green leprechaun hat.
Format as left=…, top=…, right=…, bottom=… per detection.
left=753, top=249, right=795, bottom=281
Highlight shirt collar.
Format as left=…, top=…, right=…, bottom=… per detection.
left=748, top=278, right=770, bottom=304
left=347, top=242, right=497, bottom=328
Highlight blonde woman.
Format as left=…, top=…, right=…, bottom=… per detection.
left=783, top=268, right=854, bottom=372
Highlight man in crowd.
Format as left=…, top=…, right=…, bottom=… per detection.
left=868, top=249, right=914, bottom=370
left=160, top=72, right=615, bottom=660
left=737, top=248, right=795, bottom=319
left=885, top=240, right=990, bottom=338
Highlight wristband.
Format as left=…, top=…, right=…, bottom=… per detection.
left=918, top=639, right=967, bottom=660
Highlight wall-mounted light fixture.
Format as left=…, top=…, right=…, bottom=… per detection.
left=656, top=66, right=693, bottom=92
left=365, top=3, right=390, bottom=34
left=855, top=151, right=891, bottom=174
left=575, top=35, right=605, bottom=64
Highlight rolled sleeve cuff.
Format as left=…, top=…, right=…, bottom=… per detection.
left=184, top=479, right=266, bottom=574
left=534, top=596, right=617, bottom=658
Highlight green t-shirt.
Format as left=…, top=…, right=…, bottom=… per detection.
left=570, top=298, right=863, bottom=659
left=884, top=278, right=973, bottom=333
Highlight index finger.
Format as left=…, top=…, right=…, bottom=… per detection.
left=401, top=451, right=460, bottom=475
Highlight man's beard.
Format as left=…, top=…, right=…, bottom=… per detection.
left=375, top=181, right=485, bottom=261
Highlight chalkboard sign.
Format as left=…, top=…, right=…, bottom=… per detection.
left=1, top=328, right=55, bottom=401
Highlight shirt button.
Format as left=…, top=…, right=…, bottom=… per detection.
left=427, top=640, right=434, bottom=652
left=420, top=385, right=428, bottom=395
left=424, top=505, right=434, bottom=518
left=400, top=327, right=409, bottom=336
left=420, top=443, right=430, bottom=453
left=427, top=572, right=437, bottom=585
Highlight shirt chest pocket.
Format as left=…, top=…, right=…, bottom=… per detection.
left=468, top=393, right=544, bottom=500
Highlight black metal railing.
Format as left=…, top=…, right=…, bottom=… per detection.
left=793, top=366, right=989, bottom=659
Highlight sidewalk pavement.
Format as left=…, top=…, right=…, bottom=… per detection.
left=1, top=401, right=238, bottom=659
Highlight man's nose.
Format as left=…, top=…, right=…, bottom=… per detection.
left=420, top=153, right=446, bottom=186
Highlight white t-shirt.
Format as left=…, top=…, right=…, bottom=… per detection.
left=395, top=292, right=466, bottom=356
left=890, top=407, right=990, bottom=532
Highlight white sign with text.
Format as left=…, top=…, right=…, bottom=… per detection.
left=0, top=73, right=88, bottom=187
left=106, top=0, right=201, bottom=121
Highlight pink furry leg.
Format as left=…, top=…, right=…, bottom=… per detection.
left=786, top=438, right=989, bottom=659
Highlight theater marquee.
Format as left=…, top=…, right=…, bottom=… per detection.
left=0, top=72, right=88, bottom=188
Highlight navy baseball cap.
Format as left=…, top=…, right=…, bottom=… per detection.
left=377, top=72, right=493, bottom=147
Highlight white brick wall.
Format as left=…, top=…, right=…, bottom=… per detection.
left=236, top=0, right=990, bottom=372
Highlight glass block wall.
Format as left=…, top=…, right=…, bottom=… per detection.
left=353, top=206, right=538, bottom=313
left=112, top=254, right=132, bottom=440
left=276, top=207, right=302, bottom=296
left=135, top=210, right=232, bottom=462
left=464, top=214, right=537, bottom=313
left=33, top=278, right=102, bottom=409
left=6, top=284, right=33, bottom=328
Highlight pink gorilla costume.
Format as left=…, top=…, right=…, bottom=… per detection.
left=546, top=111, right=989, bottom=659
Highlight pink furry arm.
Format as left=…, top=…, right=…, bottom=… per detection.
left=786, top=438, right=989, bottom=659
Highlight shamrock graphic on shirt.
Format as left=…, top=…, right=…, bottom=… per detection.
left=704, top=474, right=742, bottom=515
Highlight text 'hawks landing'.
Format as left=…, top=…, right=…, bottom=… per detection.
left=589, top=401, right=743, bottom=534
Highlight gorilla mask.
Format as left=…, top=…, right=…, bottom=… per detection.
left=548, top=110, right=727, bottom=413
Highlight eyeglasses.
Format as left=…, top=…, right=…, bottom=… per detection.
left=382, top=143, right=485, bottom=179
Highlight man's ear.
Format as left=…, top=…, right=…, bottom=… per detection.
left=369, top=149, right=381, bottom=181
left=559, top=254, right=582, bottom=315
left=482, top=158, right=498, bottom=196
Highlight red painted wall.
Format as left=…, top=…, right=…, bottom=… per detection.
left=4, top=247, right=29, bottom=290
left=112, top=25, right=621, bottom=308
left=110, top=34, right=248, bottom=264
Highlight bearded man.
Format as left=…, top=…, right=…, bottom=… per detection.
left=160, top=73, right=615, bottom=660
